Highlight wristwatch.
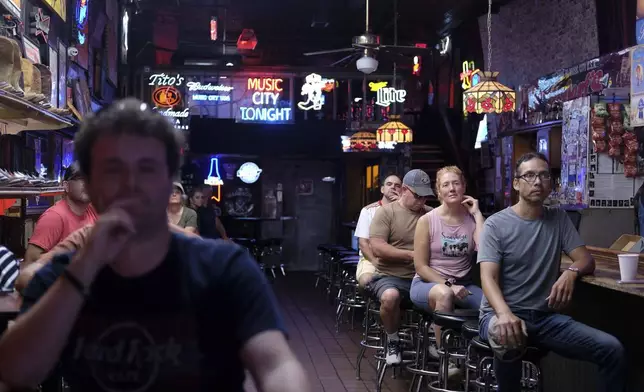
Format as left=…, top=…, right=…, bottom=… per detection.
left=566, top=267, right=580, bottom=278
left=444, top=278, right=455, bottom=287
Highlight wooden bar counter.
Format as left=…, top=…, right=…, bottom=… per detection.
left=541, top=247, right=644, bottom=391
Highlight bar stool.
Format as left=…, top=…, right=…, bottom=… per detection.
left=462, top=320, right=545, bottom=392
left=407, top=307, right=440, bottom=392
left=326, top=248, right=358, bottom=301
left=372, top=302, right=418, bottom=392
left=428, top=308, right=479, bottom=392
left=356, top=295, right=384, bottom=381
left=315, top=244, right=345, bottom=289
left=334, top=256, right=365, bottom=332
left=257, top=238, right=285, bottom=278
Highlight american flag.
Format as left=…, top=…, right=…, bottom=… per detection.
left=0, top=246, right=18, bottom=293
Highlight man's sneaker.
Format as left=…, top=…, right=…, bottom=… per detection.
left=385, top=340, right=402, bottom=365
left=447, top=361, right=462, bottom=379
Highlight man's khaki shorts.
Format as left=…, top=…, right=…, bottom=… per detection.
left=356, top=257, right=376, bottom=281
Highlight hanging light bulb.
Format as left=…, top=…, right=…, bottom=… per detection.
left=463, top=0, right=515, bottom=115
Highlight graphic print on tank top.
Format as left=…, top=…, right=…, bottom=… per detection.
left=440, top=232, right=469, bottom=257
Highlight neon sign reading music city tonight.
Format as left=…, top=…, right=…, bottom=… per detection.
left=238, top=77, right=292, bottom=123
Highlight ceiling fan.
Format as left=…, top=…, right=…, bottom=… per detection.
left=302, top=0, right=432, bottom=74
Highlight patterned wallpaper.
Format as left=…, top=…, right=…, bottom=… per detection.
left=478, top=0, right=600, bottom=89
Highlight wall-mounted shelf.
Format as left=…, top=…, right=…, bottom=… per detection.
left=0, top=187, right=64, bottom=199
left=0, top=90, right=73, bottom=134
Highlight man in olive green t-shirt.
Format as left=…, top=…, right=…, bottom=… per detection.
left=369, top=169, right=434, bottom=365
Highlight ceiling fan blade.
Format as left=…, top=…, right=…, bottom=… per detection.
left=303, top=48, right=355, bottom=56
left=379, top=45, right=433, bottom=55
left=330, top=53, right=360, bottom=67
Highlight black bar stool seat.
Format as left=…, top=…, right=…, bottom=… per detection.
left=432, top=308, right=479, bottom=331
left=462, top=319, right=479, bottom=340
left=317, top=243, right=347, bottom=252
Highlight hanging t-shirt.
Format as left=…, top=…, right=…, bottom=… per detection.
left=21, top=233, right=286, bottom=391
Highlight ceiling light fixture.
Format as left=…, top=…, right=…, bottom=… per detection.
left=463, top=0, right=515, bottom=114
left=356, top=54, right=378, bottom=74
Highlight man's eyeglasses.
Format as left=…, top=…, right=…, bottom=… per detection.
left=405, top=186, right=427, bottom=200
left=516, top=172, right=552, bottom=183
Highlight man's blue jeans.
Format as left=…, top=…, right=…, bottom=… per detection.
left=479, top=310, right=627, bottom=392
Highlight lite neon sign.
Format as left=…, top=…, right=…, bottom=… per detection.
left=460, top=61, right=481, bottom=90
left=368, top=81, right=407, bottom=107
left=204, top=157, right=223, bottom=202
left=239, top=77, right=292, bottom=123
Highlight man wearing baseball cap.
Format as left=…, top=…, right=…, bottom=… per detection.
left=368, top=169, right=434, bottom=365
left=24, top=162, right=97, bottom=265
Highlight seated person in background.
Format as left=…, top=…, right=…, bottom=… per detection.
left=410, top=166, right=485, bottom=374
left=167, top=182, right=198, bottom=233
left=198, top=185, right=229, bottom=240
left=478, top=152, right=626, bottom=392
left=354, top=174, right=401, bottom=288
left=24, top=163, right=97, bottom=265
left=369, top=169, right=433, bottom=365
left=16, top=223, right=199, bottom=292
left=0, top=246, right=19, bottom=312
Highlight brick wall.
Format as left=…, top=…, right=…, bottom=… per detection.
left=479, top=0, right=600, bottom=88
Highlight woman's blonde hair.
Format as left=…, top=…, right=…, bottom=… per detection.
left=435, top=166, right=466, bottom=201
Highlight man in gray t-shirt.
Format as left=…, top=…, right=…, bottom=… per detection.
left=477, top=152, right=626, bottom=392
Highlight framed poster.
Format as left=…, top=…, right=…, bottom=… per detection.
left=58, top=41, right=67, bottom=109
left=0, top=0, right=21, bottom=18
left=23, top=37, right=41, bottom=64
left=48, top=46, right=58, bottom=107
left=42, top=0, right=66, bottom=21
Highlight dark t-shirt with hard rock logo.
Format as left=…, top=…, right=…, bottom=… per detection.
left=22, top=234, right=286, bottom=391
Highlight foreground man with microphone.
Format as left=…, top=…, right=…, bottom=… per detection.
left=0, top=98, right=308, bottom=392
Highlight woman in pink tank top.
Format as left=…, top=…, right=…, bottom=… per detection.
left=410, top=166, right=485, bottom=372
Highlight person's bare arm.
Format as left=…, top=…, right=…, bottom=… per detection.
left=0, top=208, right=135, bottom=388
left=413, top=215, right=444, bottom=283
left=358, top=238, right=377, bottom=263
left=480, top=262, right=511, bottom=316
left=169, top=223, right=200, bottom=237
left=241, top=331, right=309, bottom=392
left=566, top=246, right=595, bottom=275
left=23, top=244, right=44, bottom=267
left=472, top=211, right=485, bottom=246
left=15, top=262, right=45, bottom=293
left=370, top=238, right=413, bottom=263
left=215, top=217, right=229, bottom=240
left=0, top=252, right=101, bottom=388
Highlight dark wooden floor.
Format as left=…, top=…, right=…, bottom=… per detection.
left=245, top=273, right=410, bottom=392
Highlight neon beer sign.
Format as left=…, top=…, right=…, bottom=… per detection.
left=460, top=61, right=480, bottom=90
left=239, top=77, right=292, bottom=123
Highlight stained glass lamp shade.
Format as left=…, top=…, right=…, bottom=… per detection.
left=376, top=116, right=413, bottom=144
left=463, top=71, right=516, bottom=114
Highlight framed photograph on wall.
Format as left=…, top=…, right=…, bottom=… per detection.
left=23, top=37, right=41, bottom=64
left=58, top=41, right=67, bottom=109
left=48, top=46, right=58, bottom=108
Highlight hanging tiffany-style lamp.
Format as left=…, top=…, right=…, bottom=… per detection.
left=376, top=115, right=413, bottom=144
left=463, top=0, right=516, bottom=115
